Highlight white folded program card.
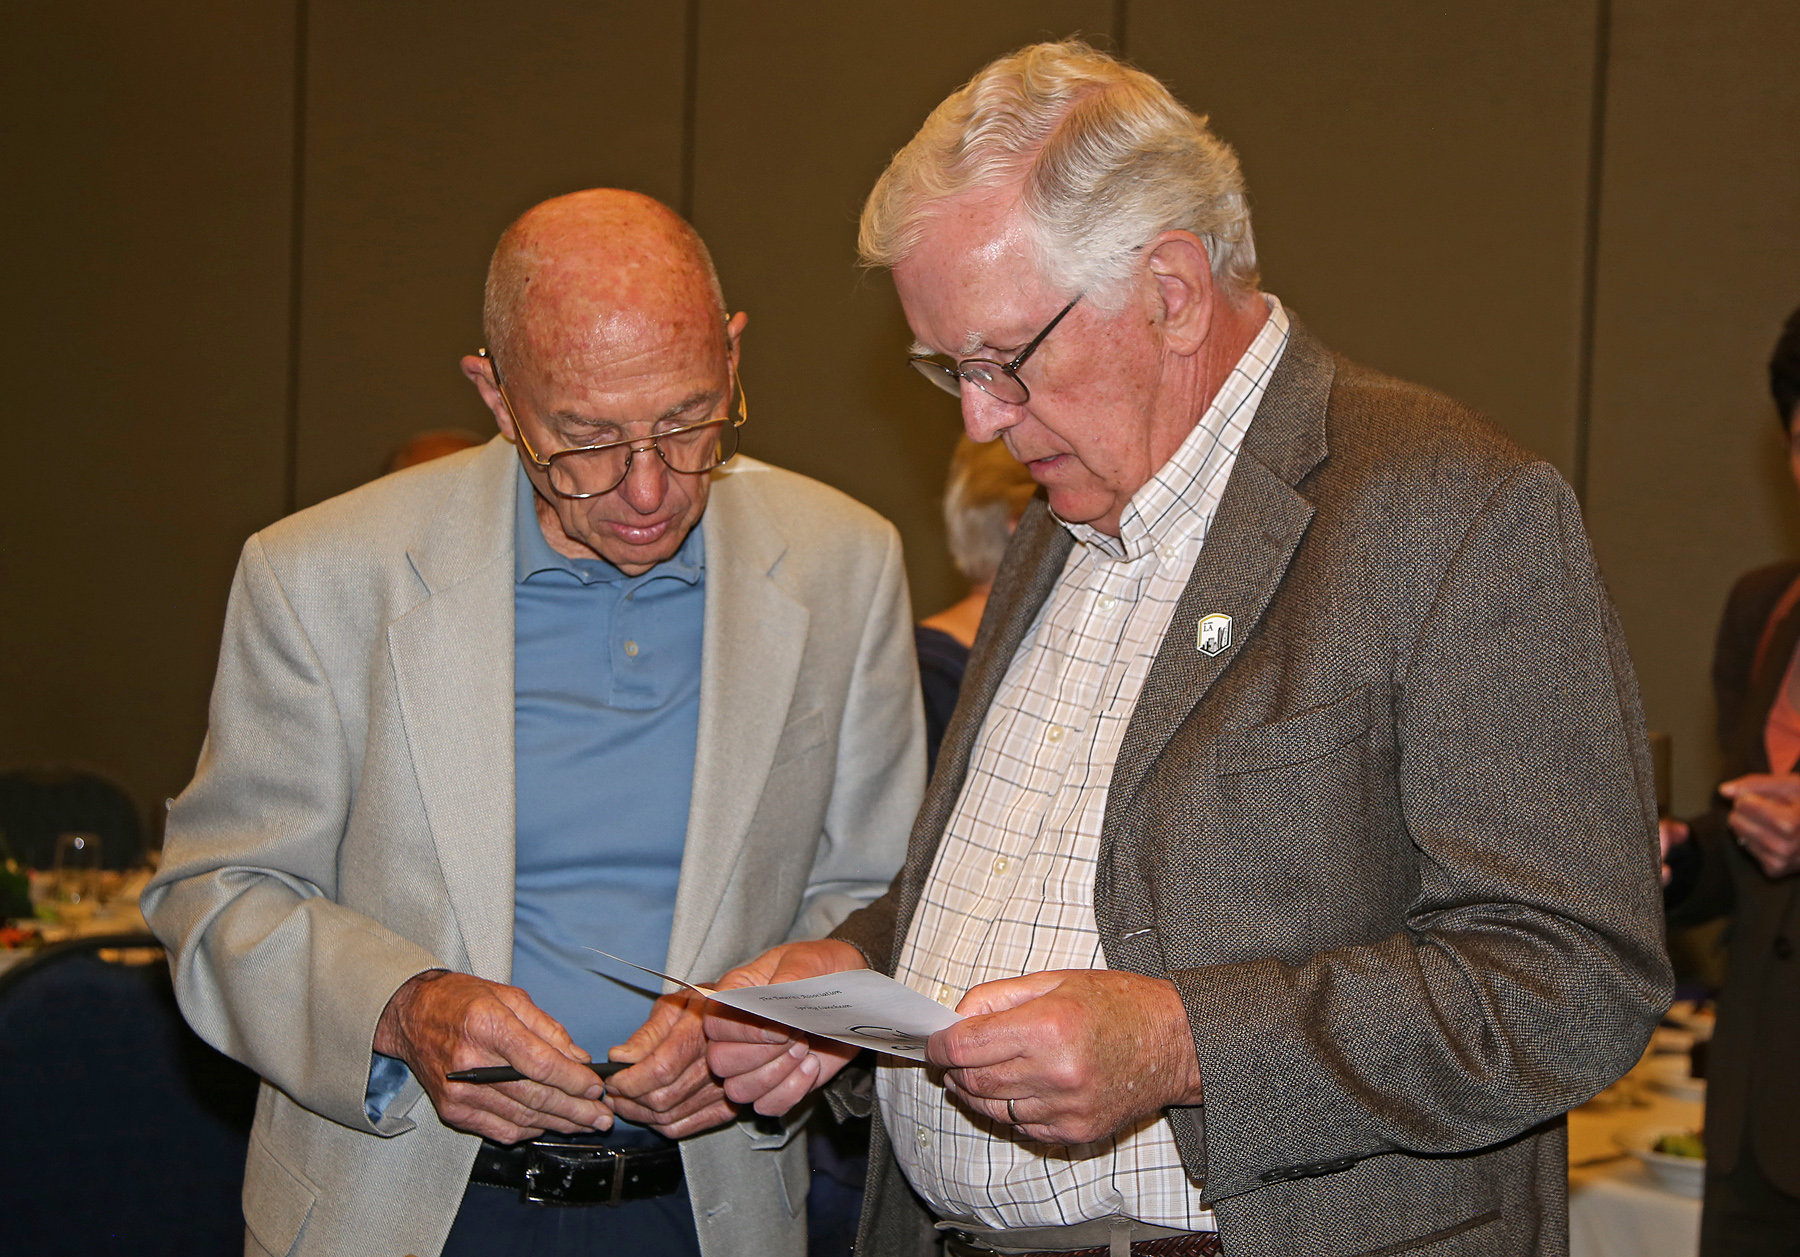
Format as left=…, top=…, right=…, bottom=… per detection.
left=587, top=949, right=963, bottom=1061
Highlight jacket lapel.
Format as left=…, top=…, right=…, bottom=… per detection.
left=892, top=320, right=1338, bottom=962
left=389, top=442, right=519, bottom=980
left=664, top=466, right=810, bottom=982
left=1104, top=321, right=1335, bottom=835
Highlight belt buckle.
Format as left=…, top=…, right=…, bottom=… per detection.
left=521, top=1142, right=627, bottom=1207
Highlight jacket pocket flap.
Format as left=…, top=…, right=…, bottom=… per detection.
left=243, top=1132, right=317, bottom=1257
left=1217, top=685, right=1377, bottom=774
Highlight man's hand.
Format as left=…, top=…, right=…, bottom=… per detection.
left=930, top=969, right=1201, bottom=1147
left=605, top=990, right=736, bottom=1138
left=373, top=970, right=610, bottom=1144
left=1721, top=773, right=1800, bottom=879
left=703, top=939, right=868, bottom=1116
left=1659, top=817, right=1689, bottom=886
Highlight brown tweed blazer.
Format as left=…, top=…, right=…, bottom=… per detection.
left=833, top=321, right=1673, bottom=1257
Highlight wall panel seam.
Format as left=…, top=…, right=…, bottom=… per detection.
left=1573, top=0, right=1612, bottom=503
left=282, top=0, right=311, bottom=518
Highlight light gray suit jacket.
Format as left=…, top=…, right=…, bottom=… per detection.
left=836, top=322, right=1672, bottom=1257
left=144, top=439, right=925, bottom=1257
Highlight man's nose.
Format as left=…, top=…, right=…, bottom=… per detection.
left=961, top=386, right=1019, bottom=444
left=616, top=444, right=669, bottom=513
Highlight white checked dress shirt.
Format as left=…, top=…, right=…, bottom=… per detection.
left=879, top=297, right=1291, bottom=1231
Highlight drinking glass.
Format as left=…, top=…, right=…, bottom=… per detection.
left=52, top=832, right=102, bottom=907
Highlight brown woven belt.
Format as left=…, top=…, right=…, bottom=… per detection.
left=943, top=1230, right=1222, bottom=1257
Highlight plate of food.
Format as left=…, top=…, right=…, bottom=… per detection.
left=1619, top=1130, right=1705, bottom=1197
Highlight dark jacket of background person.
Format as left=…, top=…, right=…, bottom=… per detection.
left=832, top=324, right=1673, bottom=1257
left=1667, top=557, right=1800, bottom=1195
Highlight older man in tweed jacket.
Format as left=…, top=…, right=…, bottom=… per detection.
left=707, top=42, right=1670, bottom=1257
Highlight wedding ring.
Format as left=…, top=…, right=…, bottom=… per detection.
left=1007, top=1098, right=1020, bottom=1126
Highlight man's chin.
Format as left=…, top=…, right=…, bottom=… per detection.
left=588, top=522, right=693, bottom=574
left=1044, top=487, right=1116, bottom=530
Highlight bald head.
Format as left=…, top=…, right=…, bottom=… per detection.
left=482, top=189, right=727, bottom=380
left=464, top=189, right=747, bottom=576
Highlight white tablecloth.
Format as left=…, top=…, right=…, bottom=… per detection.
left=1568, top=1059, right=1705, bottom=1257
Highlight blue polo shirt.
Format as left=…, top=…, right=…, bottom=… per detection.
left=366, top=471, right=705, bottom=1126
left=509, top=468, right=705, bottom=1067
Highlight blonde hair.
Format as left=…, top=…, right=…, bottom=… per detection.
left=860, top=40, right=1257, bottom=309
left=944, top=438, right=1038, bottom=586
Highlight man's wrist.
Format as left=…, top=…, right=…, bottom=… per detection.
left=814, top=938, right=870, bottom=970
left=373, top=967, right=451, bottom=1058
left=1155, top=977, right=1205, bottom=1108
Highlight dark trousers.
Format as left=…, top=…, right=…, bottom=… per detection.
left=441, top=1126, right=701, bottom=1257
left=1700, top=1131, right=1800, bottom=1257
left=806, top=1113, right=871, bottom=1257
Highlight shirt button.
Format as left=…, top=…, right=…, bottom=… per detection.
left=938, top=983, right=955, bottom=1003
left=1098, top=593, right=1116, bottom=610
left=1046, top=724, right=1064, bottom=744
left=1159, top=543, right=1180, bottom=561
left=916, top=1126, right=931, bottom=1148
left=991, top=855, right=1009, bottom=876
left=623, top=639, right=639, bottom=657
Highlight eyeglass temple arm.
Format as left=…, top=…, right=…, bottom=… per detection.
left=1008, top=295, right=1081, bottom=370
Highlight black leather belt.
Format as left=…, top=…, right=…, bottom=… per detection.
left=470, top=1135, right=684, bottom=1206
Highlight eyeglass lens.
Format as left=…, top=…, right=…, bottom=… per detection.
left=545, top=420, right=740, bottom=498
left=909, top=357, right=1030, bottom=405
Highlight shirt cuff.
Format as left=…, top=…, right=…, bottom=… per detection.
left=365, top=1052, right=414, bottom=1125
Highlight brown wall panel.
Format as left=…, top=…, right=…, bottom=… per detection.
left=1131, top=0, right=1600, bottom=476
left=10, top=0, right=1797, bottom=841
left=0, top=1, right=295, bottom=822
left=1584, top=0, right=1800, bottom=813
left=688, top=3, right=1115, bottom=618
left=293, top=3, right=687, bottom=507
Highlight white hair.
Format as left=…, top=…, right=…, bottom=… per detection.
left=860, top=40, right=1258, bottom=308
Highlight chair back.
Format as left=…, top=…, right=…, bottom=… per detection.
left=0, top=766, right=145, bottom=869
left=0, top=933, right=259, bottom=1255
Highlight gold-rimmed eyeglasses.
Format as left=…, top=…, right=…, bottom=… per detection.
left=908, top=295, right=1081, bottom=405
left=477, top=348, right=747, bottom=500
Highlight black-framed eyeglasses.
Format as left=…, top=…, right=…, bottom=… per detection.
left=477, top=348, right=747, bottom=500
left=908, top=295, right=1081, bottom=405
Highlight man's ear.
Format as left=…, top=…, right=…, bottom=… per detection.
left=724, top=310, right=749, bottom=372
left=461, top=353, right=516, bottom=440
left=1143, top=231, right=1215, bottom=357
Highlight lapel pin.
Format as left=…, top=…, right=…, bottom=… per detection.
left=1197, top=613, right=1232, bottom=657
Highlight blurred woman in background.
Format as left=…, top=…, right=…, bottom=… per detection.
left=916, top=437, right=1037, bottom=772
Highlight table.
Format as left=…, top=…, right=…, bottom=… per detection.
left=1568, top=1052, right=1705, bottom=1257
left=1, top=865, right=155, bottom=974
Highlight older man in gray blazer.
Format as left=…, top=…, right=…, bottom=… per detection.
left=705, top=42, right=1671, bottom=1257
left=143, top=190, right=924, bottom=1257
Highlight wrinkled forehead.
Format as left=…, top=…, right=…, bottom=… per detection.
left=897, top=199, right=1058, bottom=354
left=513, top=267, right=729, bottom=388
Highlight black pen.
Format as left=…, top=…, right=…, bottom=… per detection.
left=446, top=1061, right=628, bottom=1084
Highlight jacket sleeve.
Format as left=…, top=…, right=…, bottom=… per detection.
left=140, top=535, right=443, bottom=1135
left=1164, top=463, right=1674, bottom=1200
left=788, top=520, right=926, bottom=943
